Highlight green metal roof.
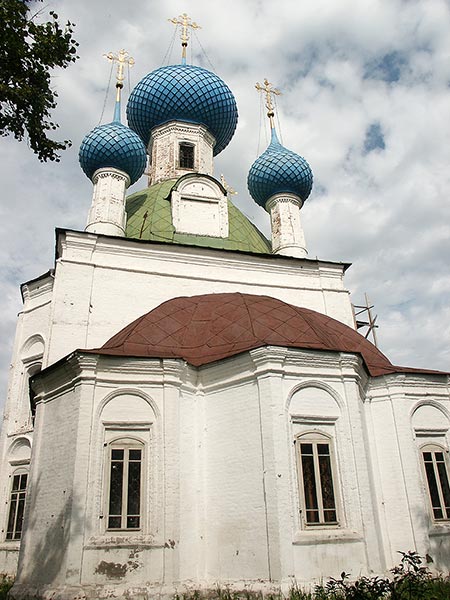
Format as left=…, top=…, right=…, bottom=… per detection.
left=125, top=179, right=272, bottom=254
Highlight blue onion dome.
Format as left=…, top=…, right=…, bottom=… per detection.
left=247, top=129, right=313, bottom=209
left=126, top=64, right=238, bottom=155
left=79, top=121, right=147, bottom=185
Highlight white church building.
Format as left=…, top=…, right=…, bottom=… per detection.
left=0, top=25, right=449, bottom=600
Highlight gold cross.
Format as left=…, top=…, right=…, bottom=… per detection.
left=104, top=49, right=135, bottom=89
left=220, top=174, right=237, bottom=196
left=255, top=78, right=281, bottom=127
left=168, top=13, right=201, bottom=60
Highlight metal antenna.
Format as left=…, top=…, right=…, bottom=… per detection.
left=353, top=293, right=379, bottom=347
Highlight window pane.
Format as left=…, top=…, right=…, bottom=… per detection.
left=127, top=516, right=140, bottom=529
left=179, top=144, right=194, bottom=168
left=301, top=452, right=318, bottom=519
left=108, top=456, right=123, bottom=523
left=423, top=452, right=432, bottom=461
left=19, top=474, right=28, bottom=491
left=6, top=497, right=17, bottom=539
left=129, top=449, right=142, bottom=461
left=424, top=459, right=441, bottom=513
left=433, top=507, right=444, bottom=519
left=127, top=459, right=141, bottom=517
left=323, top=509, right=337, bottom=523
left=15, top=493, right=26, bottom=538
left=108, top=516, right=121, bottom=529
left=318, top=451, right=336, bottom=512
left=12, top=475, right=20, bottom=492
left=437, top=460, right=450, bottom=515
left=111, top=449, right=124, bottom=460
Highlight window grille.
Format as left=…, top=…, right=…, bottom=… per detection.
left=296, top=433, right=338, bottom=525
left=6, top=471, right=28, bottom=540
left=107, top=443, right=143, bottom=530
left=179, top=143, right=194, bottom=169
left=422, top=445, right=450, bottom=521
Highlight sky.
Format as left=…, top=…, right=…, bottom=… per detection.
left=1, top=0, right=450, bottom=409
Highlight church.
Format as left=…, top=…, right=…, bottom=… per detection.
left=0, top=15, right=449, bottom=600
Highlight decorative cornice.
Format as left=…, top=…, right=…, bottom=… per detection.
left=92, top=167, right=130, bottom=187
left=266, top=193, right=303, bottom=212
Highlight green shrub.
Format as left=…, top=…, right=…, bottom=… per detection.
left=0, top=575, right=13, bottom=600
left=171, top=552, right=450, bottom=600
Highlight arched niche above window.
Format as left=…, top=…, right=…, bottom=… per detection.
left=20, top=334, right=45, bottom=363
left=8, top=436, right=31, bottom=466
left=289, top=384, right=341, bottom=422
left=100, top=392, right=157, bottom=424
left=412, top=402, right=449, bottom=433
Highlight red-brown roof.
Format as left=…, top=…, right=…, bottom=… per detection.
left=91, top=293, right=445, bottom=377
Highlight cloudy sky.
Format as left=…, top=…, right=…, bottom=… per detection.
left=1, top=0, right=450, bottom=407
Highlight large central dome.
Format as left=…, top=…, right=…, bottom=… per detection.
left=127, top=64, right=238, bottom=155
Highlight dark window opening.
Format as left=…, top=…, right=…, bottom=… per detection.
left=107, top=446, right=142, bottom=530
left=6, top=472, right=28, bottom=540
left=179, top=143, right=194, bottom=169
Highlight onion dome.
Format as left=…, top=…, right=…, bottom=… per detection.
left=247, top=129, right=313, bottom=209
left=126, top=64, right=238, bottom=155
left=79, top=121, right=147, bottom=185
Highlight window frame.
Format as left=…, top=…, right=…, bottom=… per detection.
left=178, top=142, right=195, bottom=169
left=420, top=443, right=450, bottom=522
left=295, top=431, right=340, bottom=528
left=5, top=468, right=28, bottom=541
left=104, top=437, right=145, bottom=532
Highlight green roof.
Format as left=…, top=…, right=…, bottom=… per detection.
left=125, top=179, right=271, bottom=254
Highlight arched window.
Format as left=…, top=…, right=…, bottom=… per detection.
left=106, top=438, right=144, bottom=530
left=295, top=432, right=339, bottom=526
left=421, top=444, right=450, bottom=521
left=179, top=142, right=194, bottom=169
left=6, top=468, right=28, bottom=540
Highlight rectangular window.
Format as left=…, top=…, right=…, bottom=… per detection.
left=297, top=436, right=338, bottom=525
left=179, top=143, right=194, bottom=169
left=6, top=472, right=28, bottom=540
left=422, top=447, right=450, bottom=520
left=107, top=446, right=142, bottom=530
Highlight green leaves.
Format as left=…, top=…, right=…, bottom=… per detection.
left=0, top=0, right=79, bottom=161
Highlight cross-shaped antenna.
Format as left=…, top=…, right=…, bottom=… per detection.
left=168, top=13, right=201, bottom=62
left=255, top=78, right=281, bottom=128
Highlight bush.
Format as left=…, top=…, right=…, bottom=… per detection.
left=172, top=552, right=450, bottom=600
left=0, top=575, right=13, bottom=600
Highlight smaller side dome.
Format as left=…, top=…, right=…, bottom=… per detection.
left=247, top=130, right=313, bottom=209
left=79, top=121, right=147, bottom=185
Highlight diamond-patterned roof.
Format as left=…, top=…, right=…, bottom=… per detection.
left=90, top=293, right=439, bottom=377
left=125, top=180, right=271, bottom=253
left=126, top=64, right=238, bottom=155
left=248, top=129, right=313, bottom=208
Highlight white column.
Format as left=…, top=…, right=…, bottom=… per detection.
left=85, top=168, right=130, bottom=237
left=266, top=193, right=307, bottom=258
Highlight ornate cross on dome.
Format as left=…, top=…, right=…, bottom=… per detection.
left=255, top=78, right=281, bottom=128
left=169, top=13, right=201, bottom=62
left=104, top=49, right=135, bottom=120
left=104, top=49, right=135, bottom=89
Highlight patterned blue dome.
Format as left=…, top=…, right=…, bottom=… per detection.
left=79, top=121, right=147, bottom=185
left=126, top=64, right=238, bottom=155
left=247, top=129, right=313, bottom=209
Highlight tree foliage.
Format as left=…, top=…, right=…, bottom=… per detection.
left=0, top=0, right=79, bottom=161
